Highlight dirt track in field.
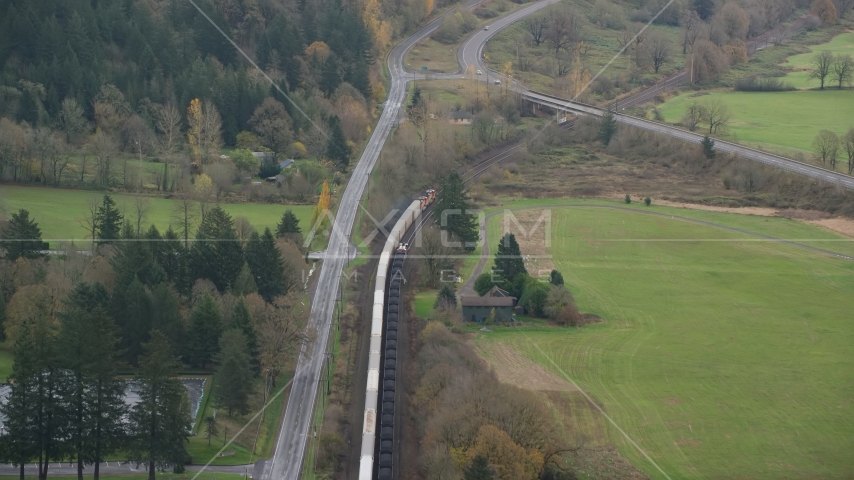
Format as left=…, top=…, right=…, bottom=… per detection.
left=475, top=342, right=578, bottom=392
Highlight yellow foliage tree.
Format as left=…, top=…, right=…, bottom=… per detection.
left=187, top=98, right=203, bottom=165
left=465, top=425, right=543, bottom=480
left=424, top=0, right=435, bottom=17
left=194, top=173, right=216, bottom=218
left=305, top=41, right=331, bottom=62
left=310, top=179, right=332, bottom=233
left=361, top=0, right=392, bottom=49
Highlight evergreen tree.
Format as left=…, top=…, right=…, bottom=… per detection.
left=465, top=454, right=495, bottom=480
left=127, top=331, right=192, bottom=480
left=493, top=233, right=527, bottom=285
left=244, top=228, right=287, bottom=302
left=158, top=227, right=185, bottom=282
left=326, top=115, right=351, bottom=171
left=56, top=307, right=126, bottom=480
left=229, top=300, right=260, bottom=372
left=150, top=283, right=185, bottom=355
left=0, top=322, right=39, bottom=480
left=95, top=195, right=123, bottom=245
left=18, top=88, right=41, bottom=126
left=232, top=262, right=258, bottom=296
left=320, top=54, right=341, bottom=96
left=434, top=284, right=458, bottom=310
left=435, top=173, right=479, bottom=251
left=0, top=289, right=5, bottom=342
left=694, top=0, right=716, bottom=19
left=64, top=282, right=111, bottom=313
left=275, top=210, right=302, bottom=237
left=111, top=225, right=165, bottom=291
left=598, top=111, right=618, bottom=145
left=117, top=277, right=154, bottom=365
left=213, top=330, right=254, bottom=416
left=13, top=319, right=66, bottom=480
left=190, top=206, right=244, bottom=291
left=550, top=269, right=564, bottom=286
left=187, top=294, right=223, bottom=368
left=701, top=135, right=716, bottom=158
left=1, top=209, right=45, bottom=260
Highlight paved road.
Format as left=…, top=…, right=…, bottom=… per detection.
left=0, top=462, right=257, bottom=477
left=261, top=1, right=490, bottom=479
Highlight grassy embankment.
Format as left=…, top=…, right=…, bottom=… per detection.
left=0, top=185, right=315, bottom=249
left=468, top=199, right=854, bottom=479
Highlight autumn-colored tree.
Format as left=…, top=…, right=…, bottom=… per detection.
left=724, top=40, right=748, bottom=65
left=465, top=425, right=543, bottom=480
left=811, top=0, right=837, bottom=25
left=305, top=41, right=331, bottom=63
left=309, top=180, right=332, bottom=238
left=187, top=98, right=202, bottom=165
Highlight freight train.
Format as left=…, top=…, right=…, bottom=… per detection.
left=358, top=190, right=436, bottom=480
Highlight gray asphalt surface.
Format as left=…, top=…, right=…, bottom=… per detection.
left=261, top=1, right=491, bottom=478
left=0, top=462, right=257, bottom=477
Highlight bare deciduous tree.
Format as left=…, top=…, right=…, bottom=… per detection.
left=89, top=130, right=118, bottom=187
left=526, top=15, right=549, bottom=46
left=810, top=51, right=835, bottom=89
left=133, top=197, right=152, bottom=236
left=154, top=103, right=183, bottom=158
left=200, top=100, right=223, bottom=163
left=252, top=292, right=311, bottom=387
left=844, top=128, right=854, bottom=174
left=648, top=32, right=672, bottom=73
left=701, top=99, right=731, bottom=134
left=831, top=53, right=853, bottom=89
left=170, top=191, right=200, bottom=248
left=57, top=97, right=88, bottom=144
left=78, top=196, right=101, bottom=252
left=547, top=8, right=582, bottom=55
left=681, top=10, right=702, bottom=54
left=813, top=129, right=839, bottom=168
left=682, top=102, right=705, bottom=131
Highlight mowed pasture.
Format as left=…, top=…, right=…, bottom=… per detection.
left=656, top=89, right=853, bottom=157
left=782, top=32, right=854, bottom=89
left=0, top=185, right=314, bottom=248
left=472, top=203, right=854, bottom=479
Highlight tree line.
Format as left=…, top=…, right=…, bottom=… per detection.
left=0, top=200, right=309, bottom=478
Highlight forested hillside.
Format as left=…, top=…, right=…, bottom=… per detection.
left=0, top=0, right=461, bottom=191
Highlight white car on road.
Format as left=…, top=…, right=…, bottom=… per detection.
left=476, top=69, right=482, bottom=75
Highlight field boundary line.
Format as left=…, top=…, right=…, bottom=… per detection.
left=522, top=334, right=674, bottom=480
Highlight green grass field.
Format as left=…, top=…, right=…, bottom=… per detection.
left=655, top=89, right=853, bottom=157
left=0, top=185, right=314, bottom=249
left=471, top=200, right=854, bottom=479
left=782, top=32, right=854, bottom=89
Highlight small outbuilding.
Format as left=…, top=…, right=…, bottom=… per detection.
left=460, top=286, right=516, bottom=322
left=448, top=110, right=473, bottom=125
